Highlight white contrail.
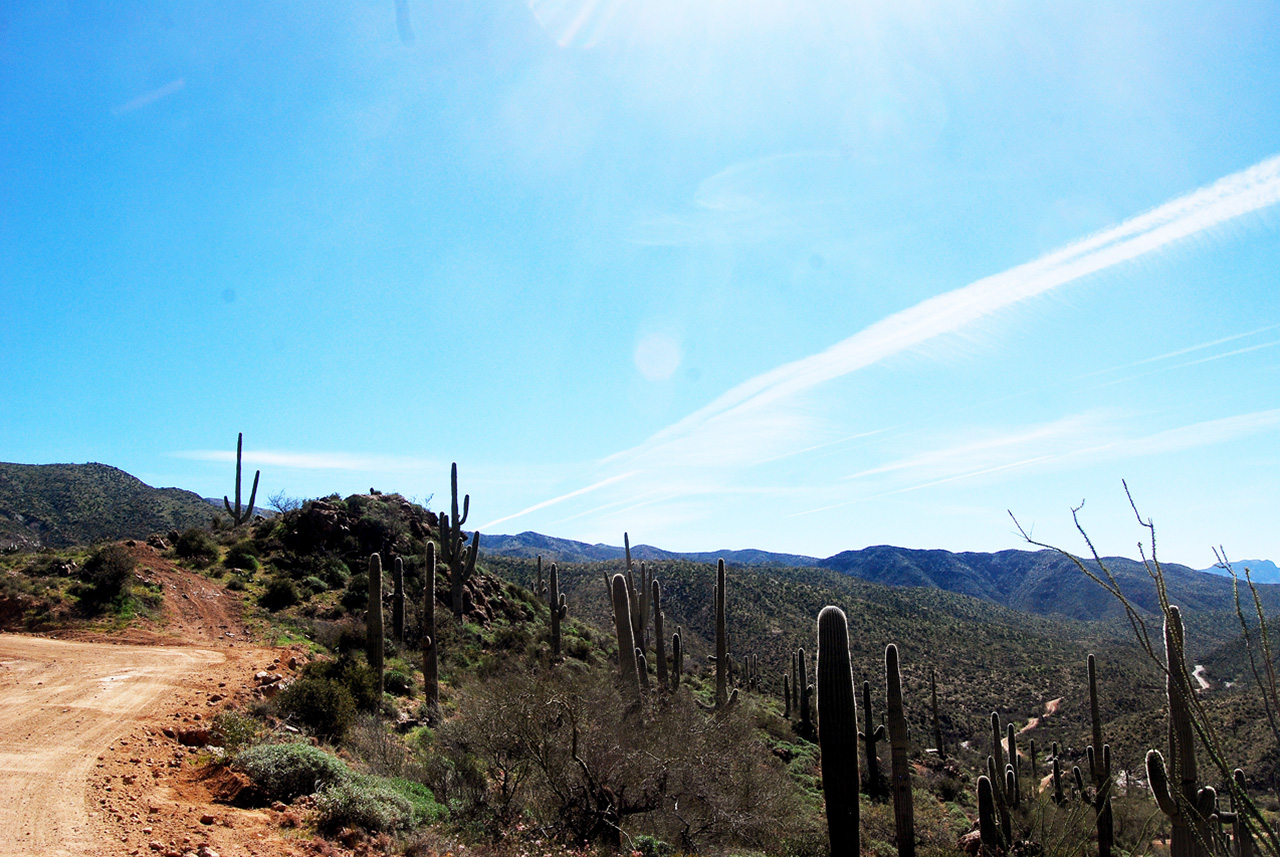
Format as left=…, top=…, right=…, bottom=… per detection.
left=614, top=154, right=1280, bottom=465
left=479, top=471, right=638, bottom=531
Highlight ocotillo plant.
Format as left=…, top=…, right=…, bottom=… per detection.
left=439, top=463, right=478, bottom=618
left=652, top=579, right=668, bottom=688
left=1148, top=605, right=1215, bottom=857
left=860, top=680, right=886, bottom=800
left=224, top=432, right=260, bottom=526
left=549, top=562, right=567, bottom=658
left=422, top=542, right=439, bottom=719
left=610, top=573, right=641, bottom=701
left=886, top=644, right=915, bottom=857
left=392, top=557, right=405, bottom=642
left=817, top=606, right=859, bottom=857
left=1087, top=654, right=1115, bottom=857
left=367, top=553, right=385, bottom=695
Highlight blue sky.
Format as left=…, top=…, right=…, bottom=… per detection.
left=3, top=1, right=1280, bottom=567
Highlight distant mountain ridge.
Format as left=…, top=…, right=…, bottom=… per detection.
left=484, top=531, right=1280, bottom=623
left=482, top=531, right=821, bottom=567
left=1202, top=558, right=1280, bottom=585
left=0, top=462, right=217, bottom=549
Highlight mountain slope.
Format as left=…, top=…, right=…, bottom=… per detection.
left=0, top=462, right=217, bottom=548
left=484, top=531, right=820, bottom=567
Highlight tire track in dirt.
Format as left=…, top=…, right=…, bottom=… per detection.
left=0, top=636, right=224, bottom=856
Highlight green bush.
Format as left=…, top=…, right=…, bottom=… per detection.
left=223, top=540, right=259, bottom=571
left=174, top=528, right=219, bottom=566
left=384, top=669, right=415, bottom=697
left=303, top=657, right=381, bottom=712
left=211, top=709, right=263, bottom=755
left=314, top=775, right=441, bottom=833
left=259, top=575, right=299, bottom=612
left=78, top=543, right=135, bottom=608
left=273, top=676, right=357, bottom=741
left=233, top=742, right=350, bottom=801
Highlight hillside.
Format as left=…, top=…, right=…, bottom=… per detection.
left=0, top=462, right=217, bottom=549
left=484, top=530, right=821, bottom=566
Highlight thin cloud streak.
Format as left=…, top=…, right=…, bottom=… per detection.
left=112, top=78, right=186, bottom=115
left=173, top=449, right=440, bottom=472
left=614, top=153, right=1280, bottom=472
left=479, top=471, right=638, bottom=531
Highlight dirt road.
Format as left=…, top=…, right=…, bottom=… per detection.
left=0, top=636, right=223, bottom=855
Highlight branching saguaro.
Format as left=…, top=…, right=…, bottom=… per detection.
left=224, top=432, right=260, bottom=526
left=439, top=462, right=479, bottom=618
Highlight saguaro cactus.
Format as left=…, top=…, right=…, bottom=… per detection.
left=977, top=775, right=1004, bottom=853
left=1087, top=654, right=1115, bottom=857
left=392, top=557, right=406, bottom=642
left=817, top=606, right=860, bottom=857
left=652, top=579, right=668, bottom=688
left=798, top=646, right=816, bottom=740
left=366, top=553, right=385, bottom=695
left=422, top=542, right=439, bottom=719
left=886, top=644, right=915, bottom=857
left=623, top=534, right=651, bottom=653
left=711, top=559, right=736, bottom=711
left=671, top=627, right=682, bottom=691
left=1148, top=605, right=1214, bottom=857
left=439, top=463, right=479, bottom=618
left=860, top=680, right=886, bottom=800
left=549, top=562, right=567, bottom=658
left=224, top=432, right=260, bottom=526
left=611, top=573, right=641, bottom=701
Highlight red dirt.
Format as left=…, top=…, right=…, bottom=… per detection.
left=0, top=546, right=318, bottom=857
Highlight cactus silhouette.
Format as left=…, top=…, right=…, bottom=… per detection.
left=439, top=463, right=478, bottom=618
left=860, top=680, right=886, bottom=800
left=886, top=644, right=915, bottom=857
left=652, top=579, right=668, bottom=688
left=817, top=606, right=859, bottom=857
left=549, top=562, right=567, bottom=658
left=223, top=432, right=259, bottom=526
left=392, top=557, right=405, bottom=642
left=610, top=573, right=640, bottom=701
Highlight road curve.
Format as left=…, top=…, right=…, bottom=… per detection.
left=0, top=635, right=223, bottom=856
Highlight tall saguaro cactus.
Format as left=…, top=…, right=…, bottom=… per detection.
left=439, top=463, right=479, bottom=618
left=797, top=646, right=816, bottom=740
left=366, top=553, right=385, bottom=696
left=886, top=644, right=915, bottom=857
left=611, top=573, right=641, bottom=701
left=860, top=680, right=886, bottom=800
left=652, top=579, right=668, bottom=688
left=1087, top=654, right=1115, bottom=857
left=422, top=542, right=439, bottom=719
left=549, top=562, right=567, bottom=658
left=224, top=432, right=260, bottom=526
left=392, top=557, right=406, bottom=642
left=930, top=668, right=944, bottom=757
left=817, top=606, right=860, bottom=857
left=1148, top=605, right=1214, bottom=857
left=712, top=559, right=736, bottom=711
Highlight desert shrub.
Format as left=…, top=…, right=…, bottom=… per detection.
left=315, top=775, right=445, bottom=833
left=384, top=669, right=414, bottom=697
left=273, top=676, right=357, bottom=742
left=233, top=742, right=350, bottom=801
left=77, top=543, right=135, bottom=610
left=174, top=528, right=219, bottom=566
left=302, top=656, right=381, bottom=712
left=346, top=715, right=411, bottom=777
left=259, top=575, right=299, bottom=612
left=341, top=572, right=368, bottom=612
left=300, top=575, right=328, bottom=596
left=212, top=709, right=263, bottom=755
left=223, top=540, right=259, bottom=571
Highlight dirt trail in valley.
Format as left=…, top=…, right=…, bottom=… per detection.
left=0, top=544, right=310, bottom=857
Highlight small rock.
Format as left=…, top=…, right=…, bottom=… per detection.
left=199, top=813, right=215, bottom=825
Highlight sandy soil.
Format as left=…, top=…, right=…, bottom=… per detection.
left=0, top=545, right=314, bottom=857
